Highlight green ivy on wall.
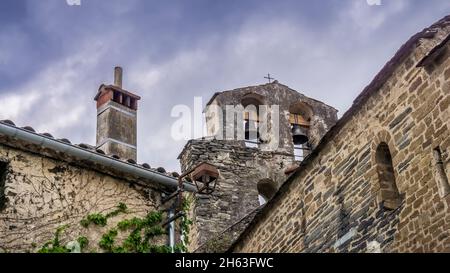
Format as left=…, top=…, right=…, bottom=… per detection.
left=80, top=202, right=127, bottom=228
left=36, top=201, right=193, bottom=254
left=178, top=196, right=194, bottom=252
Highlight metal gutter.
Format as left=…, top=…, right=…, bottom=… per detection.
left=0, top=122, right=196, bottom=192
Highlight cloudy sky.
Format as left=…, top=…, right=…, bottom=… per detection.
left=0, top=0, right=448, bottom=171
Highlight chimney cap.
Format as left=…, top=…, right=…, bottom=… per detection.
left=94, top=84, right=141, bottom=101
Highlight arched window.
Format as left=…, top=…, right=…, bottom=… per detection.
left=241, top=94, right=265, bottom=147
left=257, top=179, right=277, bottom=206
left=289, top=102, right=313, bottom=161
left=376, top=143, right=401, bottom=210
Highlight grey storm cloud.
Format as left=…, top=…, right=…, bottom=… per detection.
left=0, top=0, right=449, bottom=171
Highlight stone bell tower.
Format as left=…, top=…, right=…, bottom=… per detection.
left=179, top=81, right=338, bottom=252
left=94, top=67, right=141, bottom=161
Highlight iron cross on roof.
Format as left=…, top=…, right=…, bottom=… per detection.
left=264, top=73, right=275, bottom=83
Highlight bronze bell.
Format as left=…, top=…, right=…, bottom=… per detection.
left=292, top=124, right=309, bottom=145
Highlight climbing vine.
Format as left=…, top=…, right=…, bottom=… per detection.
left=37, top=225, right=90, bottom=253
left=80, top=203, right=127, bottom=228
left=36, top=201, right=193, bottom=254
left=77, top=236, right=89, bottom=249
left=178, top=196, right=194, bottom=252
left=38, top=225, right=69, bottom=253
left=98, top=211, right=171, bottom=253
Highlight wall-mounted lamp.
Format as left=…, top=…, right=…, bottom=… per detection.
left=190, top=163, right=219, bottom=194
left=162, top=162, right=220, bottom=205
left=161, top=162, right=220, bottom=251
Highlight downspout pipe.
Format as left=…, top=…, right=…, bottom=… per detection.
left=0, top=122, right=196, bottom=192
left=168, top=209, right=175, bottom=252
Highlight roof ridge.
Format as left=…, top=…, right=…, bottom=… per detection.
left=205, top=81, right=338, bottom=111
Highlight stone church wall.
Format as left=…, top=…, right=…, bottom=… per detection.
left=232, top=22, right=450, bottom=253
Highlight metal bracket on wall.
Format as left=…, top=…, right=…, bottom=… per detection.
left=162, top=211, right=186, bottom=227
left=162, top=188, right=184, bottom=204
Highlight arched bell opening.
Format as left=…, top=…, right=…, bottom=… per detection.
left=289, top=102, right=313, bottom=161
left=241, top=94, right=265, bottom=147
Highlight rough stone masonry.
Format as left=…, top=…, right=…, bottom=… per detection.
left=180, top=80, right=338, bottom=251
left=0, top=14, right=449, bottom=254
left=230, top=15, right=450, bottom=253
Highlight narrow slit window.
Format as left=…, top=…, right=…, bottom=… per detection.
left=376, top=143, right=402, bottom=210
left=433, top=147, right=450, bottom=198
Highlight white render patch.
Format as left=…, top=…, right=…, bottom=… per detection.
left=367, top=241, right=382, bottom=253
left=333, top=228, right=356, bottom=249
